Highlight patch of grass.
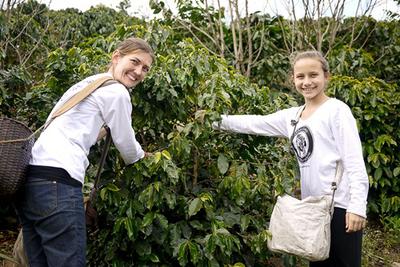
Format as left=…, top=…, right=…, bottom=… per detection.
left=362, top=219, right=400, bottom=267
left=1, top=220, right=399, bottom=266
left=0, top=229, right=18, bottom=266
left=266, top=218, right=400, bottom=267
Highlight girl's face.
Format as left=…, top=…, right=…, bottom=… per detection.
left=110, top=50, right=153, bottom=88
left=293, top=58, right=329, bottom=103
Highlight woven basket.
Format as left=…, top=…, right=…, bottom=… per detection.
left=0, top=118, right=34, bottom=198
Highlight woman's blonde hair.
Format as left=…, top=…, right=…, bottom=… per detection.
left=115, top=37, right=155, bottom=61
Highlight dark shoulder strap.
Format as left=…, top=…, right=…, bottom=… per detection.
left=94, top=126, right=112, bottom=191
left=289, top=105, right=306, bottom=144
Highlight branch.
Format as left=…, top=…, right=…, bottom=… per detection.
left=176, top=18, right=219, bottom=56
left=21, top=15, right=52, bottom=66
left=228, top=0, right=239, bottom=70
left=193, top=146, right=199, bottom=186
left=216, top=0, right=226, bottom=57
left=277, top=15, right=291, bottom=53
left=290, top=0, right=297, bottom=51
left=252, top=19, right=265, bottom=66
left=204, top=0, right=219, bottom=52
left=245, top=0, right=253, bottom=77
left=352, top=0, right=378, bottom=46
left=233, top=0, right=245, bottom=74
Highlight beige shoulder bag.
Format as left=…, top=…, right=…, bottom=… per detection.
left=267, top=106, right=344, bottom=262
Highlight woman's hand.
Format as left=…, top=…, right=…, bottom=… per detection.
left=345, top=212, right=366, bottom=233
left=144, top=151, right=153, bottom=158
left=96, top=127, right=108, bottom=141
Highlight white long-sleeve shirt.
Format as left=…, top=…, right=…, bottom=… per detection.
left=30, top=73, right=144, bottom=184
left=213, top=98, right=369, bottom=218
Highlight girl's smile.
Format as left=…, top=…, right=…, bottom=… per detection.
left=293, top=58, right=329, bottom=104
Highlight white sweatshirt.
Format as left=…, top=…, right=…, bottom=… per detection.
left=213, top=98, right=369, bottom=218
left=30, top=73, right=144, bottom=184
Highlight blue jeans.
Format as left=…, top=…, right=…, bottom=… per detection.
left=17, top=177, right=86, bottom=267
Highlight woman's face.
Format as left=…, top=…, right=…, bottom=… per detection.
left=293, top=58, right=329, bottom=102
left=110, top=50, right=153, bottom=88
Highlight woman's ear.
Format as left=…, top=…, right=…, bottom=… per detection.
left=325, top=72, right=331, bottom=80
left=111, top=50, right=121, bottom=64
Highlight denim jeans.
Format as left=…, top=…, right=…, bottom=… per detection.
left=17, top=177, right=86, bottom=267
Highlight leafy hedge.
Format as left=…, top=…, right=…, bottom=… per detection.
left=29, top=24, right=396, bottom=266
left=328, top=76, right=400, bottom=217
left=1, top=8, right=399, bottom=265
left=83, top=25, right=298, bottom=266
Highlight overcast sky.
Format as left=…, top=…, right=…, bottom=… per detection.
left=43, top=0, right=399, bottom=20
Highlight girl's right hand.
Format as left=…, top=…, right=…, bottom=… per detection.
left=345, top=212, right=366, bottom=232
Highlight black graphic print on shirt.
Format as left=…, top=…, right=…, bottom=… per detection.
left=291, top=126, right=313, bottom=163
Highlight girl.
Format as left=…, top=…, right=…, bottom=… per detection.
left=213, top=51, right=368, bottom=267
left=17, top=37, right=154, bottom=267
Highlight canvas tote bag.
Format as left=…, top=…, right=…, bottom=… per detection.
left=267, top=105, right=344, bottom=261
left=267, top=163, right=343, bottom=261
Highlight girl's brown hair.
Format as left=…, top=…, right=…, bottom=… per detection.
left=290, top=50, right=329, bottom=74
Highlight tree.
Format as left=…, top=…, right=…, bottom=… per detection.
left=275, top=0, right=379, bottom=54
left=1, top=2, right=399, bottom=265
left=150, top=0, right=270, bottom=78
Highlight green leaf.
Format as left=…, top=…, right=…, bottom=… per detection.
left=153, top=181, right=161, bottom=192
left=188, top=198, right=203, bottom=217
left=240, top=215, right=251, bottom=232
left=374, top=167, right=383, bottom=180
left=135, top=241, right=152, bottom=256
left=149, top=254, right=160, bottom=263
left=189, top=220, right=204, bottom=230
left=99, top=188, right=106, bottom=200
left=113, top=218, right=124, bottom=233
left=106, top=183, right=120, bottom=192
left=188, top=241, right=200, bottom=264
left=124, top=218, right=135, bottom=239
left=142, top=212, right=155, bottom=227
left=217, top=154, right=229, bottom=174
left=393, top=167, right=400, bottom=177
left=156, top=214, right=169, bottom=229
left=194, top=109, right=206, bottom=123
left=161, top=150, right=172, bottom=160
left=178, top=240, right=189, bottom=266
left=154, top=151, right=162, bottom=163
left=199, top=192, right=212, bottom=202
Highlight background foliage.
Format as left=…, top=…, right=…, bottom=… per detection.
left=1, top=0, right=399, bottom=266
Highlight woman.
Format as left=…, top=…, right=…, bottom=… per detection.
left=17, top=37, right=154, bottom=267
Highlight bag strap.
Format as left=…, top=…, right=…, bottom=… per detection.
left=90, top=126, right=113, bottom=202
left=289, top=105, right=306, bottom=145
left=94, top=126, right=112, bottom=190
left=329, top=161, right=344, bottom=213
left=289, top=105, right=344, bottom=213
left=45, top=76, right=114, bottom=128
left=286, top=105, right=305, bottom=183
